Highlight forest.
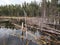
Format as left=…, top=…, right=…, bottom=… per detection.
left=0, top=1, right=60, bottom=17
left=0, top=1, right=41, bottom=17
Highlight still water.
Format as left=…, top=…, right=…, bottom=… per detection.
left=0, top=27, right=40, bottom=45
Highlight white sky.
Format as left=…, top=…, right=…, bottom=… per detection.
left=0, top=0, right=42, bottom=5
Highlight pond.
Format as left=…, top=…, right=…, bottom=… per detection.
left=0, top=27, right=40, bottom=45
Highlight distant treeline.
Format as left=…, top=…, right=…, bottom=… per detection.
left=0, top=1, right=60, bottom=17
left=0, top=1, right=41, bottom=17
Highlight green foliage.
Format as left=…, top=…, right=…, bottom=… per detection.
left=57, top=4, right=60, bottom=11
left=0, top=1, right=41, bottom=17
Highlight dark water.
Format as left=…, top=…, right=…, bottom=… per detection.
left=0, top=28, right=39, bottom=45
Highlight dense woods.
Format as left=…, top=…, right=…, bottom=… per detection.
left=0, top=1, right=60, bottom=17
left=0, top=1, right=41, bottom=17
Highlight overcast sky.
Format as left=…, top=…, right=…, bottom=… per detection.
left=0, top=0, right=42, bottom=5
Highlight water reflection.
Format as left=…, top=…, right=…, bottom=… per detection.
left=0, top=28, right=13, bottom=38
left=35, top=30, right=41, bottom=38
left=0, top=28, right=38, bottom=45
